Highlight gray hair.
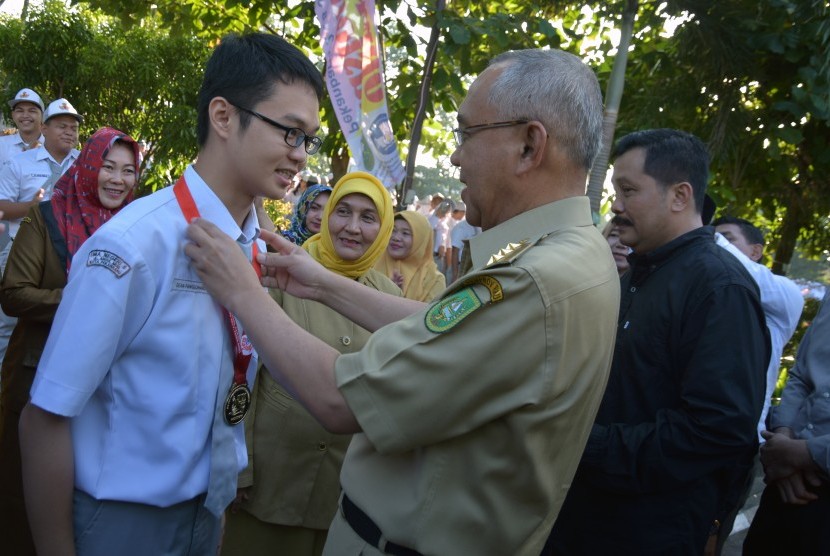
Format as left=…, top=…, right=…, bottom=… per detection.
left=487, top=49, right=603, bottom=170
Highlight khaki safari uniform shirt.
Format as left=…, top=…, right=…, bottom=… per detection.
left=331, top=196, right=621, bottom=555
left=238, top=269, right=400, bottom=529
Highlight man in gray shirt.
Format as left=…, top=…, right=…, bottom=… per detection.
left=744, top=289, right=830, bottom=554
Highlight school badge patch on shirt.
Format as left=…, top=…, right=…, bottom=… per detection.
left=87, top=249, right=131, bottom=278
left=425, top=287, right=482, bottom=333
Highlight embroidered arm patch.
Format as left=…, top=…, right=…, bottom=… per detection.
left=425, top=288, right=483, bottom=333
left=87, top=249, right=131, bottom=278
left=425, top=275, right=505, bottom=333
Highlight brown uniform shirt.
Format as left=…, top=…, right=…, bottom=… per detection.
left=330, top=197, right=621, bottom=555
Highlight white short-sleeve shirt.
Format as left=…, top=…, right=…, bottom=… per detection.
left=450, top=220, right=481, bottom=261
left=31, top=164, right=263, bottom=506
left=715, top=233, right=804, bottom=438
left=0, top=145, right=79, bottom=237
left=0, top=132, right=44, bottom=167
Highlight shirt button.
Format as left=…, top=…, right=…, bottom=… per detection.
left=340, top=336, right=351, bottom=346
left=318, top=442, right=327, bottom=451
left=823, top=392, right=829, bottom=398
left=629, top=287, right=636, bottom=293
left=807, top=423, right=814, bottom=430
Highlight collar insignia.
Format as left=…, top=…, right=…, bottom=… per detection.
left=486, top=238, right=532, bottom=267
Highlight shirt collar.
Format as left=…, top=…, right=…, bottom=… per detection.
left=626, top=226, right=714, bottom=285
left=7, top=133, right=44, bottom=149
left=35, top=145, right=79, bottom=167
left=183, top=165, right=260, bottom=244
left=629, top=226, right=714, bottom=266
left=468, top=196, right=593, bottom=269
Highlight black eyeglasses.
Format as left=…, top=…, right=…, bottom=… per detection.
left=233, top=104, right=323, bottom=155
left=452, top=120, right=528, bottom=147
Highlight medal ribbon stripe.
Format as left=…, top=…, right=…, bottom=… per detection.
left=173, top=176, right=257, bottom=424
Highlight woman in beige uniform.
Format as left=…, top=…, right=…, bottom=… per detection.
left=221, top=171, right=399, bottom=556
left=375, top=210, right=446, bottom=302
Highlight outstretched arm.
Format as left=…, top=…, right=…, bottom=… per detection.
left=256, top=228, right=426, bottom=330
left=188, top=220, right=424, bottom=332
left=185, top=219, right=364, bottom=432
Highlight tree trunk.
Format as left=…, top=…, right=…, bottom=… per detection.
left=771, top=187, right=805, bottom=276
left=586, top=0, right=637, bottom=220
left=396, top=0, right=446, bottom=211
left=330, top=147, right=350, bottom=185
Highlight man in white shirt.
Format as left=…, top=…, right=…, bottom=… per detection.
left=0, top=97, right=82, bottom=364
left=428, top=199, right=452, bottom=274
left=0, top=88, right=45, bottom=166
left=417, top=192, right=443, bottom=216
left=19, top=32, right=324, bottom=555
left=0, top=88, right=46, bottom=256
left=713, top=215, right=804, bottom=437
left=0, top=98, right=82, bottom=238
left=450, top=201, right=481, bottom=281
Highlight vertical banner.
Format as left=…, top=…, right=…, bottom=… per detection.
left=315, top=0, right=406, bottom=190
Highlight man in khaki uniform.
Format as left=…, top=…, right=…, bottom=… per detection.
left=186, top=48, right=620, bottom=555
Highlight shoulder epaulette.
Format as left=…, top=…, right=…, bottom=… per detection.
left=485, top=238, right=533, bottom=268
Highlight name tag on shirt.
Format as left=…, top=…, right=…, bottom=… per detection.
left=172, top=278, right=208, bottom=294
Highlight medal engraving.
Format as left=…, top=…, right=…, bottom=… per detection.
left=224, top=383, right=251, bottom=425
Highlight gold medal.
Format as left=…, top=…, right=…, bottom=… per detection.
left=223, top=383, right=251, bottom=425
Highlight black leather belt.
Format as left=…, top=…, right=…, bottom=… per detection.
left=341, top=494, right=423, bottom=556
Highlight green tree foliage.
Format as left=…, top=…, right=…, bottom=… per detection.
left=70, top=0, right=575, bottom=184
left=607, top=0, right=830, bottom=274
left=19, top=0, right=827, bottom=274
left=0, top=0, right=209, bottom=193
left=261, top=198, right=292, bottom=232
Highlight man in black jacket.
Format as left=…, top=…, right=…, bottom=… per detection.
left=545, top=129, right=770, bottom=556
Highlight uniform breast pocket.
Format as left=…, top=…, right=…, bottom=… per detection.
left=170, top=253, right=209, bottom=295
left=259, top=375, right=293, bottom=412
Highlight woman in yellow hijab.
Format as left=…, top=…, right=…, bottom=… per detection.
left=302, top=171, right=394, bottom=277
left=222, top=172, right=399, bottom=556
left=375, top=210, right=446, bottom=301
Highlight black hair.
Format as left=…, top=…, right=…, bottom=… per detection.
left=712, top=215, right=765, bottom=245
left=612, top=129, right=710, bottom=214
left=196, top=32, right=324, bottom=146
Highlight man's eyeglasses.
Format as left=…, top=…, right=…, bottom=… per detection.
left=233, top=104, right=323, bottom=155
left=452, top=120, right=528, bottom=147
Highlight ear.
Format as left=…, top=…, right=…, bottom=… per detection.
left=668, top=182, right=694, bottom=213
left=749, top=243, right=764, bottom=262
left=208, top=97, right=235, bottom=141
left=516, top=121, right=547, bottom=174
